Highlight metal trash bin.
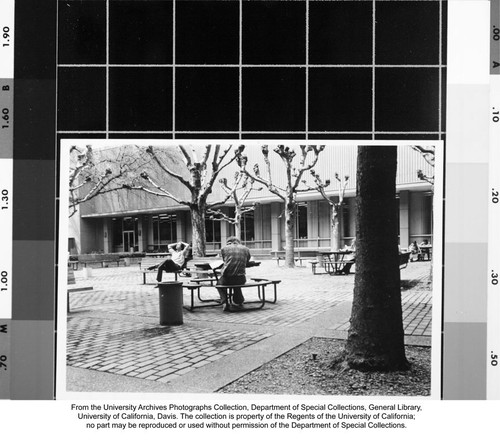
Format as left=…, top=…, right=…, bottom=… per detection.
left=158, top=281, right=183, bottom=326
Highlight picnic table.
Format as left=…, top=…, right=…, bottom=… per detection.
left=419, top=244, right=432, bottom=260
left=182, top=278, right=279, bottom=312
left=314, top=250, right=354, bottom=275
left=180, top=260, right=279, bottom=312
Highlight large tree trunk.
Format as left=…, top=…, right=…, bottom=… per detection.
left=190, top=207, right=206, bottom=257
left=331, top=204, right=340, bottom=251
left=234, top=210, right=242, bottom=241
left=284, top=203, right=296, bottom=268
left=344, top=146, right=409, bottom=371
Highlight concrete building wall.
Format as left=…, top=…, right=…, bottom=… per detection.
left=78, top=144, right=433, bottom=218
left=399, top=191, right=410, bottom=248
left=409, top=192, right=433, bottom=243
left=79, top=217, right=104, bottom=254
left=318, top=200, right=332, bottom=248
left=68, top=210, right=81, bottom=255
left=307, top=200, right=319, bottom=246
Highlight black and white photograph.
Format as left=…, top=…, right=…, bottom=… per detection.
left=58, top=140, right=442, bottom=399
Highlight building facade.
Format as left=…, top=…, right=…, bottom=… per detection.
left=68, top=144, right=434, bottom=256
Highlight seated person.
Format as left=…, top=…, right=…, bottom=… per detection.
left=419, top=239, right=431, bottom=260
left=216, top=236, right=251, bottom=311
left=341, top=259, right=355, bottom=275
left=343, top=238, right=356, bottom=252
left=151, top=241, right=191, bottom=282
left=341, top=238, right=356, bottom=274
left=409, top=240, right=420, bottom=262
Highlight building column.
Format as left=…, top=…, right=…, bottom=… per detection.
left=399, top=191, right=410, bottom=249
left=137, top=216, right=147, bottom=253
left=271, top=202, right=282, bottom=251
left=147, top=216, right=154, bottom=250
left=103, top=218, right=112, bottom=253
left=308, top=200, right=319, bottom=248
left=253, top=204, right=262, bottom=247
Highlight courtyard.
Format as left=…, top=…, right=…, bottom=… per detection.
left=64, top=258, right=433, bottom=394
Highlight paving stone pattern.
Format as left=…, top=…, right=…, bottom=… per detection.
left=67, top=260, right=433, bottom=384
left=67, top=316, right=270, bottom=383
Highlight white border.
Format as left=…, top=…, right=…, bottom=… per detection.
left=56, top=139, right=443, bottom=403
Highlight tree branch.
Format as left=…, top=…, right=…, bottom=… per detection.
left=411, top=145, right=435, bottom=167
left=178, top=145, right=193, bottom=167
left=125, top=171, right=189, bottom=206
left=292, top=145, right=325, bottom=190
left=308, top=169, right=350, bottom=208
left=237, top=146, right=286, bottom=200
left=206, top=208, right=237, bottom=224
left=146, top=145, right=194, bottom=190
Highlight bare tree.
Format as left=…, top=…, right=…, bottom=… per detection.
left=411, top=145, right=435, bottom=186
left=207, top=172, right=261, bottom=241
left=237, top=144, right=324, bottom=267
left=124, top=144, right=243, bottom=257
left=335, top=145, right=409, bottom=371
left=68, top=145, right=144, bottom=218
left=308, top=170, right=350, bottom=251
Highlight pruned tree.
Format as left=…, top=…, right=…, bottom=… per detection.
left=411, top=145, right=435, bottom=186
left=334, top=145, right=409, bottom=372
left=124, top=144, right=244, bottom=257
left=237, top=144, right=325, bottom=267
left=207, top=172, right=261, bottom=241
left=68, top=145, right=143, bottom=218
left=307, top=170, right=349, bottom=251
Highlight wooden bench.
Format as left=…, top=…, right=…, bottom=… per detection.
left=76, top=253, right=123, bottom=269
left=270, top=250, right=318, bottom=266
left=182, top=278, right=280, bottom=312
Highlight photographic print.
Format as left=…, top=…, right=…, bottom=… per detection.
left=57, top=140, right=442, bottom=399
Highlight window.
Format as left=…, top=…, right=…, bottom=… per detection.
left=295, top=203, right=308, bottom=239
left=122, top=217, right=139, bottom=252
left=342, top=203, right=353, bottom=239
left=241, top=210, right=255, bottom=242
left=205, top=218, right=221, bottom=243
left=122, top=217, right=136, bottom=233
left=153, top=214, right=177, bottom=246
left=112, top=218, right=123, bottom=246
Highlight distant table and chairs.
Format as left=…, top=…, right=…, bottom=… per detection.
left=312, top=250, right=355, bottom=275
left=419, top=244, right=432, bottom=261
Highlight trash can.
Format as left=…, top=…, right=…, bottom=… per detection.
left=158, top=281, right=183, bottom=326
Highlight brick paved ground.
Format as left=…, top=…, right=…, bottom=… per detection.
left=66, top=259, right=433, bottom=389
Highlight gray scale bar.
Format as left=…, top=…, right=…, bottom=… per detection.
left=0, top=79, right=13, bottom=157
left=492, top=0, right=500, bottom=74
left=0, top=319, right=9, bottom=398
